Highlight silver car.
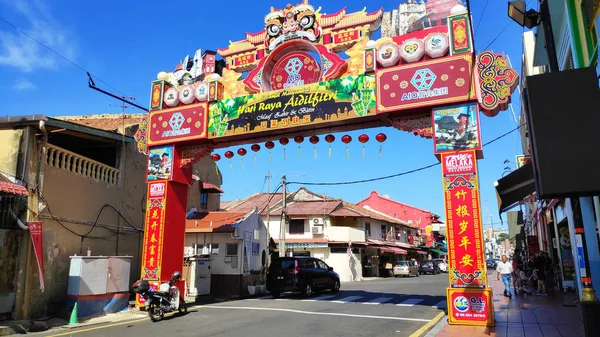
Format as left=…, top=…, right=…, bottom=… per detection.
left=392, top=261, right=419, bottom=277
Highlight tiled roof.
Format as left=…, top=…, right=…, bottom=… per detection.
left=342, top=202, right=415, bottom=227
left=0, top=173, right=28, bottom=196
left=185, top=211, right=247, bottom=232
left=269, top=200, right=342, bottom=216
left=56, top=114, right=146, bottom=133
left=202, top=182, right=224, bottom=193
left=226, top=193, right=284, bottom=214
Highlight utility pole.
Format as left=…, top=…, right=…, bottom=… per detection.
left=265, top=171, right=271, bottom=264
left=279, top=175, right=287, bottom=257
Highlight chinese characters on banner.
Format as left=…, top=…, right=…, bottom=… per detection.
left=28, top=221, right=45, bottom=292
left=141, top=181, right=167, bottom=281
left=441, top=150, right=486, bottom=288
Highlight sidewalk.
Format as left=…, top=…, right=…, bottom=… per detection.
left=436, top=275, right=584, bottom=337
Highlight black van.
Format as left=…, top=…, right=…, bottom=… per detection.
left=266, top=257, right=340, bottom=298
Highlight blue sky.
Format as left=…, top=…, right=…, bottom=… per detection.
left=0, top=0, right=527, bottom=228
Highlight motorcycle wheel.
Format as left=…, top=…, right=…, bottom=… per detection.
left=178, top=297, right=187, bottom=314
left=148, top=303, right=163, bottom=322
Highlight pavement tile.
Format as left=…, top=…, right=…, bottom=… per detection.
left=521, top=310, right=538, bottom=323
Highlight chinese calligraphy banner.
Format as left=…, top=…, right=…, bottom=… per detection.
left=447, top=288, right=494, bottom=326
left=441, top=150, right=486, bottom=289
left=28, top=221, right=45, bottom=292
left=141, top=181, right=167, bottom=281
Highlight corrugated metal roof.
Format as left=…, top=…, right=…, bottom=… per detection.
left=185, top=212, right=247, bottom=232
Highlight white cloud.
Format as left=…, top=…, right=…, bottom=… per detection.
left=13, top=78, right=36, bottom=90
left=0, top=0, right=77, bottom=72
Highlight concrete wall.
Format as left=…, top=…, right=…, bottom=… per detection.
left=327, top=249, right=362, bottom=283
left=187, top=157, right=222, bottom=212
left=0, top=130, right=22, bottom=177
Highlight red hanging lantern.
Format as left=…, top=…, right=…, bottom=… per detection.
left=341, top=135, right=352, bottom=160
left=251, top=144, right=260, bottom=166
left=237, top=148, right=247, bottom=169
left=294, top=136, right=304, bottom=158
left=265, top=141, right=275, bottom=163
left=224, top=150, right=234, bottom=171
left=376, top=133, right=387, bottom=158
left=325, top=134, right=335, bottom=158
left=358, top=134, right=369, bottom=159
left=211, top=154, right=221, bottom=161
left=309, top=136, right=319, bottom=158
left=279, top=137, right=289, bottom=160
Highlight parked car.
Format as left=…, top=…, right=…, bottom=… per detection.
left=419, top=259, right=441, bottom=275
left=486, top=259, right=497, bottom=268
left=433, top=259, right=448, bottom=273
left=392, top=260, right=419, bottom=277
left=266, top=257, right=340, bottom=298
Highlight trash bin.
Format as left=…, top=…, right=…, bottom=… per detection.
left=581, top=302, right=600, bottom=337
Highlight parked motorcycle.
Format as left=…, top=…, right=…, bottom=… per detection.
left=133, top=271, right=187, bottom=322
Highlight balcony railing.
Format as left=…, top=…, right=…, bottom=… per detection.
left=44, top=144, right=120, bottom=185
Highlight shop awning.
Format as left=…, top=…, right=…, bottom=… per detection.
left=202, top=182, right=224, bottom=193
left=380, top=247, right=407, bottom=255
left=494, top=162, right=535, bottom=213
left=428, top=248, right=447, bottom=255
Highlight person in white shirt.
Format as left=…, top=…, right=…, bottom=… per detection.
left=496, top=255, right=514, bottom=297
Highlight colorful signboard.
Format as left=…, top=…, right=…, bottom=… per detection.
left=147, top=145, right=173, bottom=181
left=516, top=155, right=531, bottom=168
left=476, top=51, right=519, bottom=117
left=147, top=103, right=208, bottom=146
left=441, top=150, right=486, bottom=288
left=150, top=81, right=171, bottom=111
left=208, top=74, right=376, bottom=139
left=433, top=103, right=482, bottom=155
left=447, top=288, right=494, bottom=326
left=141, top=181, right=167, bottom=281
left=333, top=29, right=360, bottom=45
left=558, top=221, right=575, bottom=283
left=448, top=13, right=472, bottom=55
left=269, top=51, right=322, bottom=90
left=376, top=55, right=474, bottom=113
left=232, top=53, right=256, bottom=68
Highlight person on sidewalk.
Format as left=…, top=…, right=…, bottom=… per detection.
left=496, top=254, right=513, bottom=297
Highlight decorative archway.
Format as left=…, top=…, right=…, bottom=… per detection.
left=134, top=1, right=518, bottom=327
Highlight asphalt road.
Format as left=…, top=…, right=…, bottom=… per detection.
left=37, top=274, right=449, bottom=337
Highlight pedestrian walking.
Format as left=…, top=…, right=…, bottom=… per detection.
left=496, top=254, right=514, bottom=297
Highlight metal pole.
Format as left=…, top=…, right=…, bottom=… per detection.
left=279, top=175, right=287, bottom=257
left=539, top=0, right=560, bottom=72
left=266, top=171, right=271, bottom=266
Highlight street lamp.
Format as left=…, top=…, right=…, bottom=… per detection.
left=507, top=0, right=541, bottom=29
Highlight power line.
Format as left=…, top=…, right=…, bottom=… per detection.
left=480, top=0, right=536, bottom=51
left=287, top=124, right=523, bottom=187
left=0, top=15, right=128, bottom=97
left=474, top=0, right=490, bottom=35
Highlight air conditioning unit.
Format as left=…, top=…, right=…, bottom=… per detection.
left=312, top=226, right=323, bottom=235
left=312, top=217, right=324, bottom=225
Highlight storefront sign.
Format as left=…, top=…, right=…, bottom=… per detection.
left=448, top=13, right=472, bottom=55
left=575, top=234, right=586, bottom=277
left=441, top=150, right=486, bottom=288
left=447, top=288, right=494, bottom=326
left=208, top=74, right=376, bottom=139
left=515, top=155, right=531, bottom=168
left=28, top=221, right=45, bottom=292
left=333, top=29, right=359, bottom=45
left=147, top=103, right=208, bottom=146
left=557, top=221, right=575, bottom=282
left=147, top=146, right=173, bottom=181
left=141, top=181, right=167, bottom=281
left=433, top=103, right=482, bottom=154
left=376, top=55, right=473, bottom=113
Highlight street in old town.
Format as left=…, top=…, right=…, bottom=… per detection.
left=36, top=276, right=448, bottom=337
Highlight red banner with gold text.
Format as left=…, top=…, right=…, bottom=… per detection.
left=140, top=181, right=167, bottom=281
left=28, top=221, right=45, bottom=292
left=441, top=150, right=486, bottom=288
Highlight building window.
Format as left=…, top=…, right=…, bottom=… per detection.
left=365, top=222, right=371, bottom=237
left=226, top=243, right=238, bottom=256
left=200, top=192, right=208, bottom=209
left=381, top=225, right=387, bottom=240
left=289, top=219, right=305, bottom=234
left=211, top=243, right=219, bottom=256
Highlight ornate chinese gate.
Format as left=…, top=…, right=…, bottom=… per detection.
left=134, top=0, right=517, bottom=327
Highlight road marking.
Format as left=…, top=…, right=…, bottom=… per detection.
left=408, top=312, right=446, bottom=337
left=331, top=295, right=362, bottom=303
left=301, top=295, right=336, bottom=302
left=199, top=305, right=431, bottom=322
left=45, top=318, right=147, bottom=337
left=432, top=300, right=447, bottom=309
left=363, top=297, right=393, bottom=305
left=274, top=298, right=288, bottom=301
left=396, top=298, right=424, bottom=306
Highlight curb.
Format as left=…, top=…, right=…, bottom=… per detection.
left=60, top=314, right=147, bottom=330
left=424, top=314, right=448, bottom=337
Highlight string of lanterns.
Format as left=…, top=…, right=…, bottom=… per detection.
left=211, top=132, right=388, bottom=169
